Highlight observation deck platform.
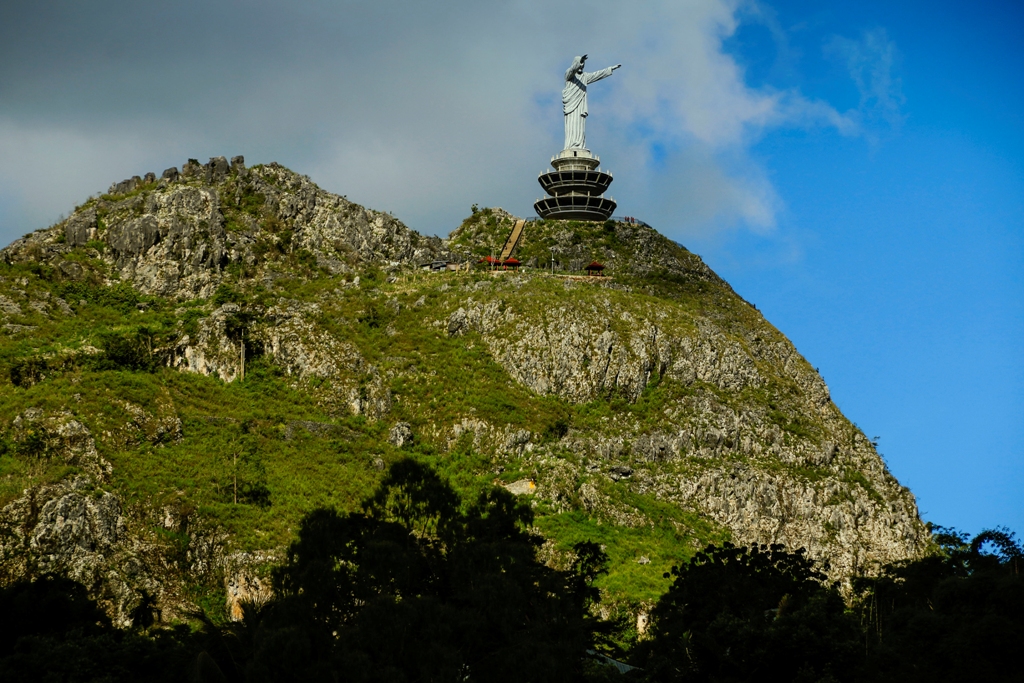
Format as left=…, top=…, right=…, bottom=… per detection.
left=534, top=148, right=616, bottom=221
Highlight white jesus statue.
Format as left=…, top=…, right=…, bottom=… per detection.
left=562, top=54, right=621, bottom=150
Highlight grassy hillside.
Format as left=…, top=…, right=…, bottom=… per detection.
left=0, top=162, right=925, bottom=622
left=0, top=262, right=726, bottom=604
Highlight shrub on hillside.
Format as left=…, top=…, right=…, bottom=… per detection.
left=94, top=326, right=161, bottom=371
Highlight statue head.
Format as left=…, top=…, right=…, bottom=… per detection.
left=565, top=55, right=587, bottom=81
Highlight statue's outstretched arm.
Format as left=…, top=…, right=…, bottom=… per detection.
left=584, top=65, right=621, bottom=85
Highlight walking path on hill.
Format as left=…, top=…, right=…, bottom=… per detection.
left=498, top=219, right=527, bottom=261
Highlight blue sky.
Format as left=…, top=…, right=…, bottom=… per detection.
left=0, top=0, right=1020, bottom=534
left=695, top=0, right=1024, bottom=534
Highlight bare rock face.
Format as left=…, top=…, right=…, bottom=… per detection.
left=64, top=207, right=100, bottom=247
left=223, top=551, right=274, bottom=621
left=0, top=409, right=228, bottom=625
left=171, top=303, right=249, bottom=382
left=262, top=300, right=365, bottom=381
left=421, top=416, right=534, bottom=458
left=449, top=298, right=764, bottom=404
left=0, top=408, right=147, bottom=625
left=0, top=293, right=21, bottom=317
left=388, top=422, right=414, bottom=447
left=0, top=476, right=139, bottom=624
left=19, top=478, right=121, bottom=571
left=169, top=299, right=358, bottom=384
left=106, top=186, right=228, bottom=298
left=435, top=271, right=927, bottom=584
left=651, top=459, right=921, bottom=579
left=168, top=297, right=390, bottom=418
left=0, top=473, right=230, bottom=626
left=347, top=368, right=393, bottom=420
left=2, top=159, right=447, bottom=301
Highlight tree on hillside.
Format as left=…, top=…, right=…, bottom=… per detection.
left=854, top=525, right=1024, bottom=682
left=207, top=458, right=610, bottom=683
left=634, top=542, right=860, bottom=682
left=0, top=576, right=197, bottom=682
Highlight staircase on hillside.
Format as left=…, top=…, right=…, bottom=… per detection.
left=499, top=219, right=527, bottom=261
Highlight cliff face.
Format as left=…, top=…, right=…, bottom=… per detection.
left=443, top=282, right=919, bottom=580
left=0, top=157, right=926, bottom=621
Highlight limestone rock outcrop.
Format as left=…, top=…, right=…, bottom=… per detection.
left=430, top=230, right=926, bottom=582
left=3, top=157, right=446, bottom=300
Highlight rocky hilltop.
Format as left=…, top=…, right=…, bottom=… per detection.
left=0, top=156, right=926, bottom=624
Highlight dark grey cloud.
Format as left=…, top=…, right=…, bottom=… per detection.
left=0, top=0, right=895, bottom=246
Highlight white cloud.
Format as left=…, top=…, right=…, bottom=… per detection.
left=825, top=28, right=906, bottom=130
left=0, top=0, right=899, bottom=246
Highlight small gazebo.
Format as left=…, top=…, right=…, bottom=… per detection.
left=479, top=256, right=501, bottom=269
left=502, top=258, right=521, bottom=271
left=584, top=261, right=606, bottom=276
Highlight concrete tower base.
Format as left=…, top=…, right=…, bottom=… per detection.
left=534, top=148, right=616, bottom=221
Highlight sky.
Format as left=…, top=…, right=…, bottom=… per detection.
left=1, top=0, right=1021, bottom=535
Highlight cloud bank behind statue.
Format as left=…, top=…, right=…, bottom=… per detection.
left=0, top=0, right=867, bottom=245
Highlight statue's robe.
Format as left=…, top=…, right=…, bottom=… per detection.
left=563, top=66, right=615, bottom=150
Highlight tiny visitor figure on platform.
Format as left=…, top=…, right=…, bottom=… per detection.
left=562, top=55, right=621, bottom=151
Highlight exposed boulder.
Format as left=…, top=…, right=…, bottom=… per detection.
left=64, top=208, right=98, bottom=247
left=205, top=156, right=229, bottom=183
left=388, top=422, right=413, bottom=447
left=181, top=158, right=202, bottom=178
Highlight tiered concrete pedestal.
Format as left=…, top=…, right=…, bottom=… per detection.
left=534, top=148, right=616, bottom=221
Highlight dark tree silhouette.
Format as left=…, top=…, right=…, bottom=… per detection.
left=0, top=575, right=198, bottom=682
left=853, top=526, right=1024, bottom=683
left=246, top=458, right=608, bottom=682
left=635, top=542, right=860, bottom=682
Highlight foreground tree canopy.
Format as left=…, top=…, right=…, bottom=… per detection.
left=635, top=543, right=860, bottom=682
left=251, top=458, right=607, bottom=682
left=0, top=459, right=1020, bottom=683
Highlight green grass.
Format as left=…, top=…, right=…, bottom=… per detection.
left=536, top=490, right=729, bottom=603
left=0, top=362, right=387, bottom=549
left=842, top=469, right=886, bottom=507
